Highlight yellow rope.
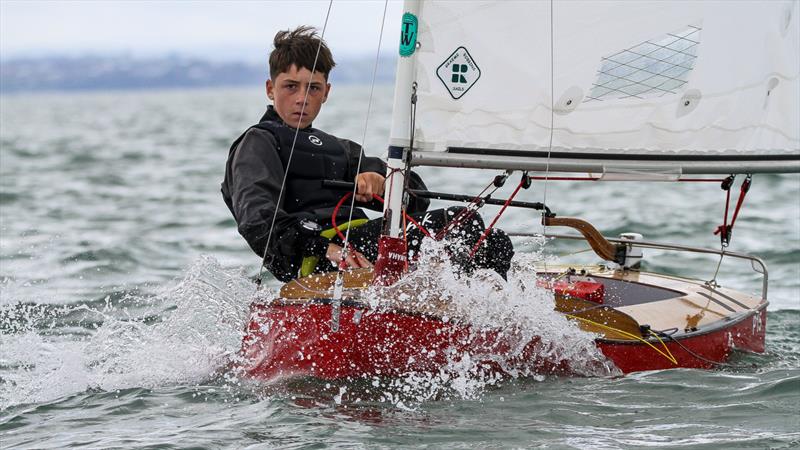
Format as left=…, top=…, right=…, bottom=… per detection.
left=566, top=314, right=678, bottom=365
left=647, top=329, right=677, bottom=365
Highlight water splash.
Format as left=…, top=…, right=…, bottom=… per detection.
left=0, top=255, right=253, bottom=410
left=352, top=237, right=620, bottom=407
left=2, top=238, right=619, bottom=412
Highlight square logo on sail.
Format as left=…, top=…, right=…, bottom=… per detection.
left=436, top=46, right=481, bottom=100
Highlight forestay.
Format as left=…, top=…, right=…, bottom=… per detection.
left=389, top=0, right=800, bottom=175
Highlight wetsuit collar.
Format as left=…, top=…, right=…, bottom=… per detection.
left=260, top=105, right=313, bottom=131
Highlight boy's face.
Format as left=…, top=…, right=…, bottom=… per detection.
left=266, top=64, right=331, bottom=129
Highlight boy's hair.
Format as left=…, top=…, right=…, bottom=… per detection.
left=269, top=26, right=336, bottom=80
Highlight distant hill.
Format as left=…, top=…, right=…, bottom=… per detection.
left=0, top=54, right=397, bottom=93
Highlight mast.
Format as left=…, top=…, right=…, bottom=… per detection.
left=383, top=0, right=420, bottom=238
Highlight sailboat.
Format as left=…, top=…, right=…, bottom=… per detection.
left=236, top=0, right=800, bottom=380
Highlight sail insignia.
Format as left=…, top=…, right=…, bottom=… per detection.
left=399, top=12, right=418, bottom=57
left=436, top=46, right=482, bottom=100
left=587, top=25, right=701, bottom=102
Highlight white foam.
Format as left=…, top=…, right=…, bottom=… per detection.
left=359, top=237, right=620, bottom=406
left=1, top=240, right=620, bottom=411
left=0, top=255, right=254, bottom=410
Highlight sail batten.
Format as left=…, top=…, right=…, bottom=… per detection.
left=391, top=0, right=800, bottom=174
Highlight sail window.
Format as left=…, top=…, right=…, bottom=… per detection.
left=586, top=25, right=701, bottom=102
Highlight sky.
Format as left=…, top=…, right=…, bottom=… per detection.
left=0, top=0, right=405, bottom=61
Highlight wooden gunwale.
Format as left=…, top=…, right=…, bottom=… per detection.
left=257, top=263, right=764, bottom=345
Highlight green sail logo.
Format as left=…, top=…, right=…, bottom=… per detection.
left=436, top=47, right=481, bottom=100
left=399, top=13, right=418, bottom=57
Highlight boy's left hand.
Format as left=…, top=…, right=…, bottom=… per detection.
left=355, top=172, right=385, bottom=202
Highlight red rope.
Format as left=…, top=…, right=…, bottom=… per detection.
left=714, top=186, right=732, bottom=243
left=331, top=192, right=358, bottom=259
left=370, top=194, right=433, bottom=238
left=332, top=192, right=432, bottom=242
left=728, top=175, right=752, bottom=237
left=714, top=175, right=751, bottom=246
left=434, top=179, right=498, bottom=241
left=402, top=211, right=434, bottom=238
left=469, top=177, right=525, bottom=257
left=376, top=166, right=433, bottom=239
left=434, top=206, right=476, bottom=241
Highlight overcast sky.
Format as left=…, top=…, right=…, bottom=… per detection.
left=0, top=0, right=405, bottom=60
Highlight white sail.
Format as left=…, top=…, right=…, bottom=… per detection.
left=389, top=0, right=800, bottom=174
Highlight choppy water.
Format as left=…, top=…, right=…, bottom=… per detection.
left=1, top=86, right=799, bottom=448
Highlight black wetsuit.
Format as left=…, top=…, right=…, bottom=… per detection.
left=222, top=106, right=513, bottom=281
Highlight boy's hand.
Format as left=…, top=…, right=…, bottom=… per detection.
left=326, top=243, right=372, bottom=269
left=355, top=172, right=385, bottom=202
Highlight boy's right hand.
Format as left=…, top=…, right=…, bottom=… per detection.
left=355, top=172, right=385, bottom=202
left=326, top=243, right=373, bottom=269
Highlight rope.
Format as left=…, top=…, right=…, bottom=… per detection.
left=728, top=175, right=752, bottom=238
left=434, top=178, right=500, bottom=241
left=330, top=192, right=358, bottom=261
left=330, top=191, right=432, bottom=251
left=336, top=0, right=391, bottom=273
left=469, top=176, right=526, bottom=257
left=330, top=192, right=433, bottom=242
left=652, top=329, right=757, bottom=369
left=714, top=174, right=752, bottom=247
left=539, top=0, right=556, bottom=276
left=257, top=1, right=334, bottom=285
left=713, top=175, right=735, bottom=247
left=402, top=81, right=420, bottom=202
left=410, top=82, right=417, bottom=151
left=710, top=174, right=752, bottom=282
left=568, top=313, right=755, bottom=369
left=371, top=193, right=432, bottom=238
left=566, top=315, right=678, bottom=365
left=541, top=0, right=555, bottom=232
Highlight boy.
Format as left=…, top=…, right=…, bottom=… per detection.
left=222, top=26, right=512, bottom=282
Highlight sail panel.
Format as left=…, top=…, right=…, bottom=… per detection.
left=394, top=0, right=800, bottom=167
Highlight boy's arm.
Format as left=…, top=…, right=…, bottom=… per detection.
left=338, top=138, right=385, bottom=210
left=339, top=138, right=430, bottom=214
left=227, top=128, right=327, bottom=280
left=228, top=128, right=290, bottom=254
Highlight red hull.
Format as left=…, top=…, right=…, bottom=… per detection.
left=597, top=305, right=766, bottom=372
left=237, top=301, right=767, bottom=381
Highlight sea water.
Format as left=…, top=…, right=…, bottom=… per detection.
left=1, top=86, right=798, bottom=448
